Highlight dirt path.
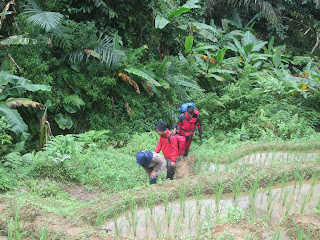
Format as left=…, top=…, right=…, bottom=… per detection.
left=175, top=155, right=196, bottom=179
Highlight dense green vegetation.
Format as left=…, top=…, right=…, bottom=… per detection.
left=1, top=0, right=320, bottom=224
left=0, top=0, right=320, bottom=187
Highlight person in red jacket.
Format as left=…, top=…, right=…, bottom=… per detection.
left=176, top=105, right=202, bottom=157
left=155, top=121, right=179, bottom=180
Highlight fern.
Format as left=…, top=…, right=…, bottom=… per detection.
left=63, top=95, right=85, bottom=109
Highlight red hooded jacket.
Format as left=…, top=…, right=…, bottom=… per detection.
left=155, top=130, right=179, bottom=162
left=177, top=109, right=202, bottom=137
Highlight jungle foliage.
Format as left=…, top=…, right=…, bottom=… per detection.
left=0, top=0, right=320, bottom=161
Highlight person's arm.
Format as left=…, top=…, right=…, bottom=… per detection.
left=177, top=114, right=184, bottom=131
left=196, top=116, right=202, bottom=137
left=155, top=138, right=162, bottom=153
left=151, top=153, right=166, bottom=176
left=143, top=166, right=152, bottom=174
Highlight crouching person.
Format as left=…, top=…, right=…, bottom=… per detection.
left=136, top=151, right=166, bottom=185
left=155, top=121, right=179, bottom=180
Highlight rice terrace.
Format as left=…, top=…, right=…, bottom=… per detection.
left=1, top=0, right=320, bottom=239
left=1, top=141, right=320, bottom=239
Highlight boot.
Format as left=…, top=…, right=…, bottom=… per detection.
left=183, top=150, right=189, bottom=157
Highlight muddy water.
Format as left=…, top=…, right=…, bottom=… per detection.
left=201, top=152, right=320, bottom=172
left=102, top=180, right=320, bottom=239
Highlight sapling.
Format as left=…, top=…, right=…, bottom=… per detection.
left=147, top=191, right=156, bottom=215
left=230, top=175, right=243, bottom=205
left=300, top=191, right=312, bottom=214
left=195, top=181, right=203, bottom=204
left=7, top=203, right=25, bottom=240
left=129, top=197, right=139, bottom=237
left=280, top=171, right=289, bottom=192
left=166, top=204, right=173, bottom=228
left=162, top=192, right=170, bottom=213
left=187, top=204, right=194, bottom=231
left=293, top=169, right=300, bottom=189
left=284, top=196, right=295, bottom=220
left=298, top=172, right=306, bottom=195
left=112, top=209, right=119, bottom=234
left=196, top=156, right=203, bottom=174
left=311, top=172, right=320, bottom=187
left=173, top=214, right=184, bottom=238
left=178, top=185, right=187, bottom=218
left=293, top=219, right=311, bottom=240
left=266, top=182, right=278, bottom=211
left=153, top=213, right=163, bottom=238
left=214, top=182, right=228, bottom=218
left=281, top=186, right=291, bottom=207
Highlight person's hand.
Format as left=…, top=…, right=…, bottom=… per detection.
left=150, top=171, right=157, bottom=178
left=171, top=161, right=176, bottom=167
left=172, top=129, right=177, bottom=134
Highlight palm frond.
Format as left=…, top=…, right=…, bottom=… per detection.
left=23, top=0, right=63, bottom=32
left=93, top=34, right=124, bottom=68
left=223, top=0, right=279, bottom=25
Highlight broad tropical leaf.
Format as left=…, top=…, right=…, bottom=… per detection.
left=155, top=15, right=170, bottom=29
left=0, top=35, right=37, bottom=46
left=244, top=44, right=253, bottom=53
left=170, top=76, right=201, bottom=89
left=127, top=45, right=148, bottom=59
left=273, top=49, right=281, bottom=68
left=118, top=73, right=140, bottom=94
left=216, top=47, right=228, bottom=64
left=124, top=68, right=161, bottom=87
left=168, top=0, right=200, bottom=18
left=0, top=11, right=12, bottom=16
left=141, top=82, right=154, bottom=96
left=6, top=98, right=45, bottom=109
left=0, top=0, right=14, bottom=30
left=194, top=45, right=219, bottom=53
left=84, top=49, right=102, bottom=60
left=189, top=22, right=218, bottom=33
left=199, top=54, right=218, bottom=64
left=0, top=102, right=29, bottom=138
left=198, top=29, right=217, bottom=42
left=252, top=41, right=268, bottom=52
left=185, top=35, right=193, bottom=53
left=0, top=84, right=51, bottom=100
left=156, top=56, right=167, bottom=78
left=55, top=113, right=73, bottom=130
left=242, top=31, right=258, bottom=46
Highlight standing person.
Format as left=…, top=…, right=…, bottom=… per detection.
left=176, top=105, right=202, bottom=157
left=136, top=151, right=166, bottom=185
left=155, top=121, right=179, bottom=180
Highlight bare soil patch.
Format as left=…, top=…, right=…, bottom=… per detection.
left=0, top=198, right=110, bottom=240
left=175, top=155, right=196, bottom=179
left=284, top=213, right=320, bottom=239
left=210, top=221, right=263, bottom=239
left=63, top=182, right=102, bottom=201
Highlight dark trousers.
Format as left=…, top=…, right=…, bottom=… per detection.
left=166, top=157, right=179, bottom=180
left=149, top=176, right=158, bottom=185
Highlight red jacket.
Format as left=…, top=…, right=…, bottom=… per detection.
left=155, top=130, right=179, bottom=162
left=177, top=109, right=202, bottom=137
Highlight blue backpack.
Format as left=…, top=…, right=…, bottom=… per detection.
left=179, top=102, right=196, bottom=114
